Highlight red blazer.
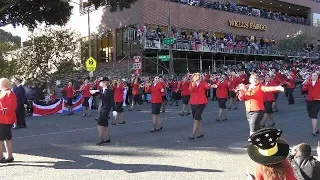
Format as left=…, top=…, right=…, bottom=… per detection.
left=63, top=86, right=75, bottom=98
left=238, top=84, right=278, bottom=112
left=113, top=83, right=125, bottom=103
left=0, top=89, right=17, bottom=125
left=149, top=83, right=164, bottom=104
left=229, top=77, right=240, bottom=91
left=131, top=83, right=140, bottom=96
left=179, top=81, right=191, bottom=96
left=302, top=80, right=320, bottom=101
left=160, top=82, right=167, bottom=96
left=189, top=81, right=210, bottom=105
left=286, top=74, right=296, bottom=89
left=80, top=84, right=91, bottom=98
left=169, top=81, right=179, bottom=92
left=216, top=80, right=229, bottom=99
left=263, top=81, right=276, bottom=102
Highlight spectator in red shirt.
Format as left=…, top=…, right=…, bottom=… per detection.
left=62, top=82, right=75, bottom=115
left=178, top=76, right=191, bottom=116
left=147, top=76, right=165, bottom=132
left=302, top=72, right=320, bottom=136
left=260, top=75, right=277, bottom=129
left=78, top=78, right=92, bottom=117
left=213, top=75, right=229, bottom=121
left=188, top=73, right=212, bottom=140
left=0, top=78, right=17, bottom=163
left=112, top=78, right=126, bottom=125
left=129, top=78, right=140, bottom=112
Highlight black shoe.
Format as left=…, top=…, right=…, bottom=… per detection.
left=215, top=119, right=220, bottom=122
left=188, top=136, right=195, bottom=140
left=185, top=112, right=190, bottom=116
left=111, top=123, right=116, bottom=126
left=119, top=121, right=126, bottom=124
left=175, top=104, right=178, bottom=106
left=162, top=110, right=165, bottom=113
left=96, top=141, right=104, bottom=146
left=197, top=134, right=204, bottom=139
left=128, top=109, right=132, bottom=112
left=86, top=114, right=91, bottom=117
left=233, top=107, right=238, bottom=110
left=316, top=130, right=319, bottom=134
left=103, top=139, right=111, bottom=143
left=227, top=107, right=231, bottom=110
left=0, top=157, right=6, bottom=163
left=150, top=128, right=156, bottom=133
left=137, top=109, right=140, bottom=111
left=179, top=113, right=184, bottom=116
left=222, top=119, right=227, bottom=121
left=5, top=157, right=14, bottom=163
left=260, top=125, right=265, bottom=129
left=156, top=127, right=163, bottom=131
left=312, top=132, right=317, bottom=137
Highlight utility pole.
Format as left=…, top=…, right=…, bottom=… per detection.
left=168, top=0, right=174, bottom=76
left=88, top=5, right=92, bottom=58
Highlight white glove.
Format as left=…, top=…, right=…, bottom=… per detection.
left=112, top=111, right=117, bottom=117
left=317, top=147, right=320, bottom=158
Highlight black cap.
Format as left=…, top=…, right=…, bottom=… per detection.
left=100, top=77, right=110, bottom=82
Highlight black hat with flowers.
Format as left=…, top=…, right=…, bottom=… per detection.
left=247, top=128, right=289, bottom=165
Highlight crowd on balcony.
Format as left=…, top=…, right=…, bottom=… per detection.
left=171, top=0, right=310, bottom=26
left=134, top=24, right=279, bottom=55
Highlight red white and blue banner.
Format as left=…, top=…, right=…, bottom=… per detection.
left=32, top=95, right=92, bottom=116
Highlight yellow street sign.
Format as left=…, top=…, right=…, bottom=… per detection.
left=85, top=57, right=97, bottom=72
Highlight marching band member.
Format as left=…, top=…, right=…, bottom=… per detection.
left=0, top=78, right=17, bottom=163
left=228, top=72, right=242, bottom=110
left=213, top=74, right=229, bottom=121
left=178, top=75, right=191, bottom=116
left=271, top=69, right=282, bottom=112
left=302, top=72, right=320, bottom=136
left=78, top=77, right=92, bottom=117
left=159, top=76, right=168, bottom=113
left=169, top=78, right=179, bottom=107
left=129, top=78, right=140, bottom=112
left=236, top=73, right=284, bottom=135
left=62, top=82, right=75, bottom=115
left=284, top=70, right=296, bottom=105
left=147, top=76, right=165, bottom=132
left=259, top=75, right=277, bottom=129
left=112, top=78, right=126, bottom=125
left=188, top=73, right=216, bottom=140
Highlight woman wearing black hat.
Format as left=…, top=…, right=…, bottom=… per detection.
left=96, top=77, right=115, bottom=145
left=247, top=128, right=296, bottom=180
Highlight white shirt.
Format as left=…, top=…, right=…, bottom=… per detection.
left=196, top=82, right=200, bottom=87
left=102, top=88, right=107, bottom=94
left=312, top=81, right=316, bottom=86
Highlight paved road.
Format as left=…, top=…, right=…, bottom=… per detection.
left=0, top=90, right=319, bottom=180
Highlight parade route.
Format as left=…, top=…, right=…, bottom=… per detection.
left=1, top=92, right=319, bottom=180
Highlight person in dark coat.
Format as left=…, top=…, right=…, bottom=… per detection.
left=13, top=77, right=26, bottom=129
left=96, top=77, right=115, bottom=146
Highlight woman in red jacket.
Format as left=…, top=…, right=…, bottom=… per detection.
left=78, top=78, right=92, bottom=117
left=129, top=78, right=140, bottom=112
left=62, top=82, right=75, bottom=115
left=178, top=75, right=191, bottom=116
left=302, top=72, right=320, bottom=136
left=0, top=78, right=17, bottom=163
left=147, top=76, right=165, bottom=132
left=260, top=75, right=277, bottom=129
left=237, top=73, right=284, bottom=135
left=188, top=73, right=214, bottom=140
left=214, top=75, right=229, bottom=121
left=284, top=72, right=296, bottom=105
left=112, top=78, right=126, bottom=125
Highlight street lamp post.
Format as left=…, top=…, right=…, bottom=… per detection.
left=168, top=0, right=174, bottom=76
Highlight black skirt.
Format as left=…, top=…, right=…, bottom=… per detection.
left=67, top=98, right=73, bottom=106
left=181, top=95, right=190, bottom=105
left=115, top=102, right=124, bottom=113
left=217, top=98, right=227, bottom=109
left=0, top=124, right=13, bottom=141
left=97, top=107, right=110, bottom=127
left=191, top=104, right=206, bottom=120
left=82, top=97, right=90, bottom=107
left=307, top=100, right=320, bottom=119
left=151, top=103, right=162, bottom=115
left=264, top=101, right=273, bottom=114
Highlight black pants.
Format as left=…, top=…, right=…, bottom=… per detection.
left=286, top=88, right=295, bottom=105
left=206, top=89, right=210, bottom=98
left=16, top=104, right=26, bottom=126
left=212, top=88, right=216, bottom=100
left=246, top=111, right=265, bottom=133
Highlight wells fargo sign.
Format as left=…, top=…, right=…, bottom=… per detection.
left=228, top=20, right=267, bottom=31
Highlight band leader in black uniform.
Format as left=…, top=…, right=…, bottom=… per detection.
left=96, top=77, right=115, bottom=145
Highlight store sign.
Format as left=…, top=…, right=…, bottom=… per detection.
left=228, top=20, right=267, bottom=31
left=133, top=56, right=142, bottom=75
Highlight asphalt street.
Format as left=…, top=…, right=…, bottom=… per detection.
left=0, top=90, right=319, bottom=180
